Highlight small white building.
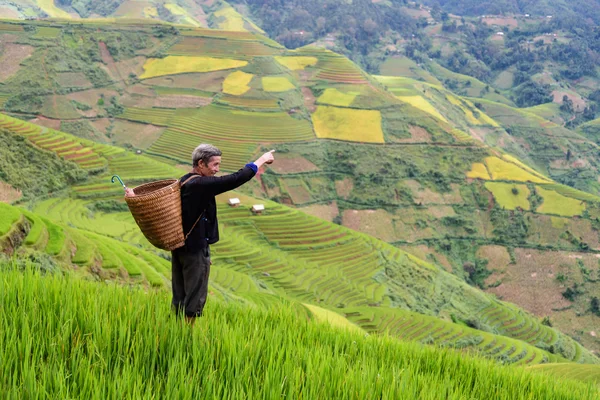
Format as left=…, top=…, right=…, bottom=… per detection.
left=228, top=198, right=240, bottom=207
left=252, top=204, right=265, bottom=214
left=496, top=32, right=505, bottom=36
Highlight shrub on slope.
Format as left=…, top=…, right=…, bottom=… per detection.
left=0, top=264, right=598, bottom=399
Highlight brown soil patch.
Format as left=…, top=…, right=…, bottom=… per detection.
left=335, top=178, right=353, bottom=199
left=301, top=87, right=316, bottom=113
left=478, top=245, right=511, bottom=285
left=0, top=181, right=22, bottom=203
left=153, top=95, right=211, bottom=108
left=143, top=71, right=229, bottom=92
left=398, top=244, right=453, bottom=271
left=111, top=120, right=165, bottom=149
left=0, top=6, right=19, bottom=18
left=285, top=184, right=311, bottom=204
left=120, top=94, right=155, bottom=108
left=342, top=209, right=396, bottom=242
left=299, top=201, right=339, bottom=222
left=552, top=91, right=586, bottom=111
left=56, top=72, right=90, bottom=88
left=0, top=43, right=34, bottom=81
left=115, top=56, right=146, bottom=80
left=28, top=116, right=60, bottom=130
left=67, top=88, right=119, bottom=115
left=482, top=17, right=518, bottom=28
left=392, top=125, right=433, bottom=143
left=485, top=248, right=597, bottom=316
left=98, top=42, right=122, bottom=83
left=270, top=156, right=319, bottom=174
left=403, top=180, right=463, bottom=205
left=89, top=118, right=111, bottom=135
left=128, top=84, right=156, bottom=97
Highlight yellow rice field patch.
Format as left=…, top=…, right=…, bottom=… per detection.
left=140, top=56, right=247, bottom=79
left=143, top=7, right=158, bottom=18
left=396, top=96, right=447, bottom=122
left=484, top=157, right=551, bottom=183
left=303, top=304, right=364, bottom=334
left=447, top=95, right=499, bottom=127
left=502, top=154, right=549, bottom=182
left=262, top=76, right=295, bottom=92
left=164, top=4, right=201, bottom=26
left=222, top=71, right=253, bottom=95
left=37, top=0, right=71, bottom=18
left=274, top=56, right=318, bottom=71
left=536, top=186, right=586, bottom=217
left=485, top=182, right=530, bottom=210
left=312, top=106, right=384, bottom=143
left=214, top=6, right=247, bottom=31
left=467, top=163, right=491, bottom=180
left=317, top=88, right=359, bottom=107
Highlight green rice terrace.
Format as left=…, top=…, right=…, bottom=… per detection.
left=1, top=12, right=600, bottom=396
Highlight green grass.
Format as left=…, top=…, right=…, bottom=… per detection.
left=41, top=217, right=66, bottom=256
left=1, top=265, right=599, bottom=399
left=21, top=210, right=45, bottom=246
left=0, top=202, right=21, bottom=236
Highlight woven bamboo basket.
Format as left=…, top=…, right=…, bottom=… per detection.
left=124, top=179, right=185, bottom=251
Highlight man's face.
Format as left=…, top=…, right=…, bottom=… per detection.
left=199, top=156, right=221, bottom=176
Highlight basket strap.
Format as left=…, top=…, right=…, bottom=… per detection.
left=185, top=210, right=206, bottom=241
left=180, top=175, right=207, bottom=242
left=180, top=174, right=201, bottom=187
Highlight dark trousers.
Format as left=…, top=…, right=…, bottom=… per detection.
left=171, top=246, right=211, bottom=318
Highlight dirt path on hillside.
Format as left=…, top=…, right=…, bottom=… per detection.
left=99, top=41, right=125, bottom=90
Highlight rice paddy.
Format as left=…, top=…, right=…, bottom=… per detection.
left=312, top=106, right=384, bottom=143
left=467, top=163, right=491, bottom=180
left=316, top=88, right=359, bottom=107
left=139, top=56, right=247, bottom=79
left=262, top=76, right=296, bottom=92
left=396, top=95, right=448, bottom=122
left=222, top=71, right=254, bottom=95
left=535, top=186, right=586, bottom=217
left=274, top=56, right=318, bottom=71
left=485, top=157, right=551, bottom=184
left=485, top=182, right=530, bottom=210
left=2, top=266, right=599, bottom=398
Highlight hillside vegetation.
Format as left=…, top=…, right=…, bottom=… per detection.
left=0, top=5, right=600, bottom=394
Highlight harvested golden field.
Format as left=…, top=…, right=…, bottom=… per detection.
left=262, top=76, right=295, bottom=92
left=467, top=163, right=491, bottom=180
left=485, top=182, right=530, bottom=210
left=222, top=71, right=253, bottom=95
left=312, top=106, right=384, bottom=143
left=317, top=88, right=359, bottom=107
left=485, top=157, right=551, bottom=183
left=274, top=56, right=318, bottom=71
left=139, top=56, right=247, bottom=79
left=0, top=181, right=22, bottom=203
left=535, top=186, right=586, bottom=217
left=396, top=95, right=448, bottom=122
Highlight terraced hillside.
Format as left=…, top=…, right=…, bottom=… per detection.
left=1, top=16, right=600, bottom=355
left=1, top=114, right=598, bottom=365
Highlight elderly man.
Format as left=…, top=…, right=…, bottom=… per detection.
left=130, top=144, right=274, bottom=323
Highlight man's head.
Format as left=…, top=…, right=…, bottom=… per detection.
left=192, top=144, right=222, bottom=176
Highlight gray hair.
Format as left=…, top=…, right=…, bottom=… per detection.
left=192, top=144, right=222, bottom=167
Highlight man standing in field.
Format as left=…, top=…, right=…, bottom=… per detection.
left=130, top=144, right=275, bottom=323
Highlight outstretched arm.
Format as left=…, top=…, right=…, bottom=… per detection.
left=190, top=150, right=276, bottom=196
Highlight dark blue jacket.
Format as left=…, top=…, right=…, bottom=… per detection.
left=179, top=163, right=257, bottom=252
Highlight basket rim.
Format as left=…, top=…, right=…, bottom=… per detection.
left=129, top=179, right=181, bottom=200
